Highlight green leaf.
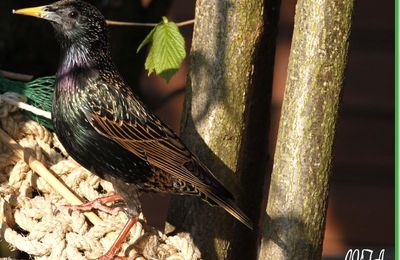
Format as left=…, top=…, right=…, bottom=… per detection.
left=144, top=42, right=156, bottom=76
left=137, top=26, right=156, bottom=53
left=137, top=17, right=186, bottom=82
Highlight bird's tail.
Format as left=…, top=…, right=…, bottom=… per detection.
left=194, top=160, right=253, bottom=230
left=203, top=189, right=254, bottom=230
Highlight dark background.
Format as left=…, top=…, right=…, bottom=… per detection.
left=0, top=0, right=394, bottom=258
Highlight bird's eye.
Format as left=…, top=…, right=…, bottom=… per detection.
left=68, top=11, right=78, bottom=19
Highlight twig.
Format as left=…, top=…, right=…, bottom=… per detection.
left=106, top=19, right=194, bottom=27
left=1, top=95, right=52, bottom=120
left=106, top=20, right=158, bottom=27
left=0, top=128, right=102, bottom=226
left=0, top=70, right=33, bottom=81
left=176, top=19, right=195, bottom=27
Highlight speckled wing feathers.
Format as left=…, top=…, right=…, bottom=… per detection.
left=83, top=103, right=215, bottom=192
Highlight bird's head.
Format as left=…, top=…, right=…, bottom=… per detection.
left=13, top=0, right=107, bottom=48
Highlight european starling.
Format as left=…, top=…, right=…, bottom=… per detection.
left=14, top=0, right=253, bottom=258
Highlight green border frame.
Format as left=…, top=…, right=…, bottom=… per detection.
left=396, top=0, right=399, bottom=258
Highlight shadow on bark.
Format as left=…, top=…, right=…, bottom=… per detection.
left=262, top=215, right=319, bottom=259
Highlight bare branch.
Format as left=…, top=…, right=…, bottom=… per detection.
left=0, top=70, right=33, bottom=81
left=106, top=19, right=194, bottom=27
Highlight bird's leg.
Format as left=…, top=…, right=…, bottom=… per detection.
left=97, top=217, right=138, bottom=260
left=60, top=194, right=124, bottom=215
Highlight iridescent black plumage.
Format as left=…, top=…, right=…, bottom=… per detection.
left=16, top=0, right=253, bottom=229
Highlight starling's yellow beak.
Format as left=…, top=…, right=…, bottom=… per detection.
left=13, top=6, right=49, bottom=19
left=13, top=5, right=62, bottom=24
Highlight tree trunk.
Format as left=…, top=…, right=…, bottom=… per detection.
left=167, top=0, right=281, bottom=259
left=260, top=0, right=355, bottom=259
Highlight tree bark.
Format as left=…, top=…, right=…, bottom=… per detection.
left=260, top=0, right=355, bottom=259
left=167, top=0, right=281, bottom=259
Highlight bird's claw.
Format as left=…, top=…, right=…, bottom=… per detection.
left=59, top=202, right=122, bottom=215
left=95, top=256, right=135, bottom=260
left=58, top=194, right=124, bottom=215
